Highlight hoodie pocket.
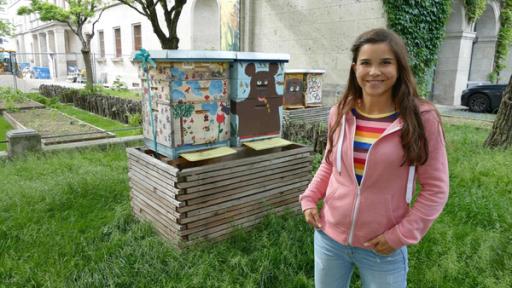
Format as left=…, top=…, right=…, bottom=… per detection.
left=322, top=189, right=353, bottom=231
left=323, top=189, right=336, bottom=204
left=386, top=194, right=408, bottom=226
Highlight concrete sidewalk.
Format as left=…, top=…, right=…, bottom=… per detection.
left=0, top=75, right=85, bottom=92
left=435, top=104, right=496, bottom=122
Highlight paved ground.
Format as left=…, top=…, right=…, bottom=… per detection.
left=435, top=104, right=496, bottom=122
left=0, top=75, right=85, bottom=92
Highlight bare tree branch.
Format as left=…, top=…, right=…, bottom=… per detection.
left=118, top=0, right=187, bottom=49
left=90, top=4, right=110, bottom=39
left=66, top=21, right=79, bottom=36
left=118, top=0, right=147, bottom=17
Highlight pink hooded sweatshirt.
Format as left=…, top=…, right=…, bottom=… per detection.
left=299, top=102, right=449, bottom=249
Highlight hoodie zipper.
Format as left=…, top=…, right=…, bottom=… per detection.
left=347, top=122, right=402, bottom=246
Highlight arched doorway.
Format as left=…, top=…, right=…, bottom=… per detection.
left=433, top=0, right=475, bottom=105
left=191, top=0, right=221, bottom=50
left=469, top=4, right=499, bottom=82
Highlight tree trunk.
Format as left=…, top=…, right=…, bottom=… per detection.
left=484, top=74, right=512, bottom=149
left=81, top=48, right=94, bottom=88
left=158, top=36, right=179, bottom=49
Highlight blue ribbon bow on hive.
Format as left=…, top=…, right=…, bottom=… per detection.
left=134, top=48, right=158, bottom=153
left=134, top=48, right=156, bottom=73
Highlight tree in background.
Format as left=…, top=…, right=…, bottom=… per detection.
left=488, top=0, right=512, bottom=83
left=117, top=0, right=187, bottom=49
left=484, top=0, right=512, bottom=149
left=18, top=0, right=109, bottom=88
left=485, top=74, right=512, bottom=149
left=0, top=0, right=13, bottom=37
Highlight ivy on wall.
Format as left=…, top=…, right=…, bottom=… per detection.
left=383, top=0, right=452, bottom=97
left=464, top=0, right=487, bottom=22
left=490, top=0, right=512, bottom=83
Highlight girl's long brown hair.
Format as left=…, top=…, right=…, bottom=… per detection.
left=326, top=28, right=430, bottom=166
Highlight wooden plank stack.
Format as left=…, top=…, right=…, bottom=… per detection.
left=126, top=144, right=312, bottom=248
left=283, top=106, right=330, bottom=124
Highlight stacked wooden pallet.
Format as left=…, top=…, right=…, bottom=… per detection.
left=283, top=106, right=330, bottom=124
left=126, top=144, right=312, bottom=248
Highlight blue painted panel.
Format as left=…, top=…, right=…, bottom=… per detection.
left=171, top=79, right=228, bottom=103
left=32, top=66, right=51, bottom=79
left=230, top=80, right=250, bottom=102
left=230, top=62, right=286, bottom=101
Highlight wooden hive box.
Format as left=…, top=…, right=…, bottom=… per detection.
left=137, top=50, right=237, bottom=160
left=126, top=143, right=312, bottom=248
left=229, top=52, right=289, bottom=146
left=284, top=69, right=326, bottom=108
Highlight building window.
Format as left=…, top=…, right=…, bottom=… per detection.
left=114, top=27, right=122, bottom=57
left=98, top=30, right=105, bottom=58
left=133, top=24, right=142, bottom=51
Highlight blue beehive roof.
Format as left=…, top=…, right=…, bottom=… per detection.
left=133, top=50, right=290, bottom=63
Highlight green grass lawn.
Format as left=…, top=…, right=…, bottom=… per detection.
left=0, top=116, right=13, bottom=151
left=0, top=122, right=511, bottom=287
left=55, top=104, right=141, bottom=137
left=92, top=86, right=141, bottom=101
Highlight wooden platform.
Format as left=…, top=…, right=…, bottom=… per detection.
left=127, top=144, right=313, bottom=248
left=283, top=106, right=330, bottom=124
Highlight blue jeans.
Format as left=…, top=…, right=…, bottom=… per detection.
left=314, top=229, right=408, bottom=288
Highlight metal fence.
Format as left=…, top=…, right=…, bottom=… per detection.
left=0, top=52, right=140, bottom=91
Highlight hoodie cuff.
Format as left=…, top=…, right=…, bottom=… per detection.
left=384, top=226, right=406, bottom=249
left=299, top=197, right=317, bottom=212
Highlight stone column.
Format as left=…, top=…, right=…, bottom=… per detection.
left=7, top=129, right=42, bottom=158
left=54, top=28, right=68, bottom=80
left=433, top=31, right=476, bottom=105
left=469, top=36, right=497, bottom=82
left=32, top=34, right=40, bottom=66
left=39, top=32, right=49, bottom=67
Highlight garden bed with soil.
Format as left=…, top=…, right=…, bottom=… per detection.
left=0, top=99, right=45, bottom=112
left=3, top=108, right=115, bottom=145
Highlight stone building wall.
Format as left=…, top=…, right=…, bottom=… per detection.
left=240, top=0, right=387, bottom=106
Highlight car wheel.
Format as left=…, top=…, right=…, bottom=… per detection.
left=468, top=93, right=490, bottom=113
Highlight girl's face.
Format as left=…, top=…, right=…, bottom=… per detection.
left=352, top=42, right=398, bottom=101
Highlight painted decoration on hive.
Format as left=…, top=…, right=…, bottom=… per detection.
left=284, top=73, right=304, bottom=108
left=170, top=101, right=230, bottom=147
left=170, top=62, right=229, bottom=103
left=306, top=74, right=322, bottom=105
left=220, top=0, right=240, bottom=51
left=139, top=61, right=231, bottom=158
left=141, top=93, right=154, bottom=143
left=231, top=62, right=284, bottom=143
left=169, top=62, right=229, bottom=81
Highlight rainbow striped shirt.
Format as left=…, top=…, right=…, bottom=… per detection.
left=352, top=108, right=399, bottom=185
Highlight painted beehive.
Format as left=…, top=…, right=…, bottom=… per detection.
left=230, top=53, right=289, bottom=146
left=284, top=69, right=325, bottom=108
left=137, top=51, right=236, bottom=159
left=283, top=73, right=304, bottom=108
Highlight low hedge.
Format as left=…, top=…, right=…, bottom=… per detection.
left=39, top=84, right=141, bottom=124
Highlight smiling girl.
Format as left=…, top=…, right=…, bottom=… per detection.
left=300, top=29, right=449, bottom=287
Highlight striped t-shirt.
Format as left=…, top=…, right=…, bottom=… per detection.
left=352, top=108, right=399, bottom=185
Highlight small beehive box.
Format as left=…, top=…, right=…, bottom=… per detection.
left=137, top=51, right=237, bottom=159
left=126, top=144, right=312, bottom=248
left=229, top=52, right=289, bottom=146
left=284, top=69, right=325, bottom=108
